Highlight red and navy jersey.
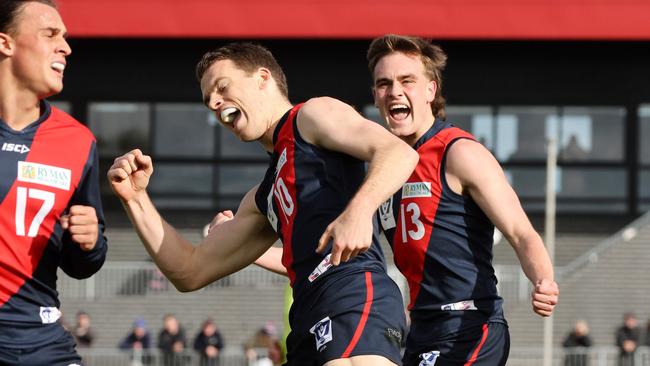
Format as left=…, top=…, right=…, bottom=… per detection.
left=255, top=104, right=386, bottom=303
left=0, top=101, right=107, bottom=348
left=378, top=120, right=505, bottom=336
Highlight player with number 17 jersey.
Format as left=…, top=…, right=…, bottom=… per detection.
left=0, top=101, right=108, bottom=350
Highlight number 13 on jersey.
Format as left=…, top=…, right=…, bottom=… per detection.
left=379, top=197, right=425, bottom=244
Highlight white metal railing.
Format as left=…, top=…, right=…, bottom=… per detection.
left=59, top=261, right=541, bottom=306
left=78, top=347, right=269, bottom=366
left=494, top=264, right=570, bottom=308
left=58, top=261, right=286, bottom=300
left=509, top=346, right=650, bottom=366
left=558, top=211, right=650, bottom=280
left=76, top=346, right=650, bottom=366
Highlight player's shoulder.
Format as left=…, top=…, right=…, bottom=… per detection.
left=300, top=97, right=351, bottom=119
left=446, top=137, right=500, bottom=180
left=48, top=106, right=97, bottom=142
left=446, top=138, right=488, bottom=162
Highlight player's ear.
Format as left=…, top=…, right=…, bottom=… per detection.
left=0, top=32, right=15, bottom=57
left=371, top=86, right=379, bottom=107
left=426, top=80, right=437, bottom=103
left=257, top=67, right=271, bottom=90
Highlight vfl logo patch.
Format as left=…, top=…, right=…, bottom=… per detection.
left=379, top=197, right=396, bottom=230
left=309, top=317, right=333, bottom=351
left=419, top=350, right=440, bottom=366
left=402, top=182, right=432, bottom=198
left=18, top=161, right=71, bottom=191
left=39, top=306, right=62, bottom=324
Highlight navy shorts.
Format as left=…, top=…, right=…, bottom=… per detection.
left=0, top=331, right=82, bottom=366
left=403, top=322, right=509, bottom=366
left=285, top=270, right=406, bottom=366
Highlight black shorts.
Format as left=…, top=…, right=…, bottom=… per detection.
left=403, top=322, right=509, bottom=366
left=0, top=331, right=82, bottom=366
left=285, top=270, right=406, bottom=365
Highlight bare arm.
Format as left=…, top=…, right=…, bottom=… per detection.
left=446, top=139, right=559, bottom=317
left=254, top=246, right=288, bottom=276
left=205, top=211, right=288, bottom=276
left=298, top=97, right=418, bottom=265
left=107, top=149, right=278, bottom=292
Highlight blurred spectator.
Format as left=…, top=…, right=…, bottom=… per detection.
left=560, top=134, right=589, bottom=161
left=644, top=319, right=650, bottom=347
left=563, top=319, right=592, bottom=366
left=193, top=318, right=224, bottom=366
left=244, top=322, right=282, bottom=366
left=72, top=311, right=95, bottom=348
left=616, top=312, right=640, bottom=366
left=158, top=314, right=188, bottom=366
left=119, top=317, right=152, bottom=366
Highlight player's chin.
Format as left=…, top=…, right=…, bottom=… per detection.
left=389, top=125, right=414, bottom=139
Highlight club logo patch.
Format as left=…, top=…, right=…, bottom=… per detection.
left=419, top=350, right=440, bottom=366
left=18, top=161, right=71, bottom=191
left=309, top=317, right=333, bottom=351
left=402, top=182, right=432, bottom=198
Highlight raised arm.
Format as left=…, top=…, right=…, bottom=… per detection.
left=445, top=139, right=559, bottom=317
left=107, top=149, right=278, bottom=291
left=298, top=97, right=418, bottom=265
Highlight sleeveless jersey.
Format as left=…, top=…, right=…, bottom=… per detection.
left=378, top=119, right=505, bottom=336
left=0, top=101, right=107, bottom=348
left=254, top=104, right=386, bottom=304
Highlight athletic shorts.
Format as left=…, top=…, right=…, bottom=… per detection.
left=403, top=322, right=509, bottom=366
left=0, top=330, right=82, bottom=366
left=285, top=270, right=406, bottom=365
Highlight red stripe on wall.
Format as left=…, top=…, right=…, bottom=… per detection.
left=58, top=0, right=650, bottom=40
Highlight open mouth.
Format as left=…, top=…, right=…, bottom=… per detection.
left=51, top=62, right=65, bottom=74
left=389, top=104, right=411, bottom=120
left=219, top=107, right=241, bottom=124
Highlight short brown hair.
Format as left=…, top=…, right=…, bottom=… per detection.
left=1, top=0, right=57, bottom=35
left=196, top=42, right=289, bottom=98
left=367, top=34, right=447, bottom=120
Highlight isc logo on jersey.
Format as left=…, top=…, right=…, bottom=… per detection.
left=402, top=182, right=432, bottom=198
left=2, top=142, right=30, bottom=154
left=18, top=161, right=71, bottom=191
